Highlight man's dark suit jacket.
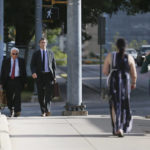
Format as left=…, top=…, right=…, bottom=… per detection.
left=30, top=50, right=56, bottom=79
left=0, top=57, right=27, bottom=89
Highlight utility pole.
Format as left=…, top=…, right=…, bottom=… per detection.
left=0, top=0, right=4, bottom=71
left=63, top=0, right=87, bottom=116
left=32, top=0, right=42, bottom=97
left=35, top=0, right=43, bottom=50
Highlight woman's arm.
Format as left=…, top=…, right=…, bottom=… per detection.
left=128, top=55, right=137, bottom=89
left=102, top=53, right=111, bottom=76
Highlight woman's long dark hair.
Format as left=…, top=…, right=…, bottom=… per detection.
left=116, top=38, right=126, bottom=58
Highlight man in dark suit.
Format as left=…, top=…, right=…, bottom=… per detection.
left=0, top=47, right=27, bottom=117
left=30, top=37, right=56, bottom=117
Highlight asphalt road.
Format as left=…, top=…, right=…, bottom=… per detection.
left=59, top=65, right=150, bottom=117
left=1, top=64, right=150, bottom=117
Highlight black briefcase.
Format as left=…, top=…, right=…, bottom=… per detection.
left=52, top=82, right=60, bottom=101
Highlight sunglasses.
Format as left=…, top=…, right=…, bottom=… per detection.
left=12, top=53, right=18, bottom=55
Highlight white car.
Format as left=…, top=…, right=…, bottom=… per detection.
left=125, top=48, right=137, bottom=60
left=136, top=45, right=150, bottom=66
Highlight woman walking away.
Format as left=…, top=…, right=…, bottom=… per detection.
left=103, top=38, right=137, bottom=137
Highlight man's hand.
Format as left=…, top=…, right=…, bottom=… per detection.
left=54, top=78, right=56, bottom=83
left=0, top=84, right=3, bottom=89
left=32, top=73, right=37, bottom=79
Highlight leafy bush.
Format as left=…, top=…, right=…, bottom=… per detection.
left=129, top=40, right=148, bottom=50
left=46, top=28, right=61, bottom=44
left=51, top=46, right=67, bottom=66
left=21, top=76, right=34, bottom=102
left=111, top=32, right=148, bottom=51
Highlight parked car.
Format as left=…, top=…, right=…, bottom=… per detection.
left=136, top=45, right=150, bottom=66
left=125, top=48, right=137, bottom=60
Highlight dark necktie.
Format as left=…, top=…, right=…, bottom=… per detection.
left=11, top=59, right=15, bottom=79
left=42, top=50, right=45, bottom=71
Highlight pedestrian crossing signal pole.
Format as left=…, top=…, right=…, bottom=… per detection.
left=63, top=0, right=87, bottom=116
left=35, top=0, right=42, bottom=50
left=33, top=0, right=42, bottom=96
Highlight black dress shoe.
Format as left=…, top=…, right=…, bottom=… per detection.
left=46, top=112, right=51, bottom=116
left=14, top=112, right=21, bottom=117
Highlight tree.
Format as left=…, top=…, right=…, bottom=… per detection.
left=4, top=0, right=150, bottom=46
left=4, top=0, right=35, bottom=45
left=111, top=32, right=120, bottom=51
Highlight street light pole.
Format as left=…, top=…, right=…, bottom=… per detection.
left=35, top=0, right=42, bottom=50
left=0, top=0, right=4, bottom=71
left=32, top=0, right=42, bottom=96
left=64, top=0, right=87, bottom=115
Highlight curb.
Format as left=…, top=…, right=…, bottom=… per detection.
left=0, top=114, right=12, bottom=150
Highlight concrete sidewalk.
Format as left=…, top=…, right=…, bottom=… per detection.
left=0, top=114, right=11, bottom=150
left=1, top=107, right=150, bottom=150
left=7, top=115, right=150, bottom=150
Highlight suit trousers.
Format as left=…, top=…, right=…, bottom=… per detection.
left=6, top=77, right=22, bottom=113
left=36, top=72, right=53, bottom=113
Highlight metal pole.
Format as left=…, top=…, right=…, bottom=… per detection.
left=33, top=0, right=42, bottom=95
left=100, top=44, right=102, bottom=95
left=35, top=0, right=42, bottom=50
left=0, top=0, right=4, bottom=72
left=65, top=0, right=86, bottom=113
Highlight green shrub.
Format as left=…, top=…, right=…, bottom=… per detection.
left=22, top=76, right=34, bottom=102
left=51, top=46, right=67, bottom=66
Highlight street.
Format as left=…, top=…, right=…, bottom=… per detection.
left=59, top=64, right=150, bottom=116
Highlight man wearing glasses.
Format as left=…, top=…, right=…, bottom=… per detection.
left=0, top=47, right=27, bottom=117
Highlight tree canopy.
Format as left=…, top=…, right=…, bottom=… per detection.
left=4, top=0, right=150, bottom=45
left=4, top=0, right=35, bottom=45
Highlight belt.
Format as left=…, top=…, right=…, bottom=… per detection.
left=41, top=72, right=51, bottom=74
left=9, top=77, right=21, bottom=80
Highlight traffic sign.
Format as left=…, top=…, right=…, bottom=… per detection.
left=98, top=16, right=106, bottom=45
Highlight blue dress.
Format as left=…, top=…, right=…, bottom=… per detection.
left=109, top=52, right=132, bottom=134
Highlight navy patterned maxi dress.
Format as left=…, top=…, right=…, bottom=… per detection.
left=109, top=52, right=133, bottom=134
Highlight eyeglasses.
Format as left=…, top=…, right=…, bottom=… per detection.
left=12, top=53, right=18, bottom=55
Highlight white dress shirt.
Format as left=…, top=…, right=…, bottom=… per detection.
left=9, top=58, right=20, bottom=77
left=40, top=49, right=50, bottom=72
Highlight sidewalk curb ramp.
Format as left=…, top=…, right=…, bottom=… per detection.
left=0, top=114, right=12, bottom=150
